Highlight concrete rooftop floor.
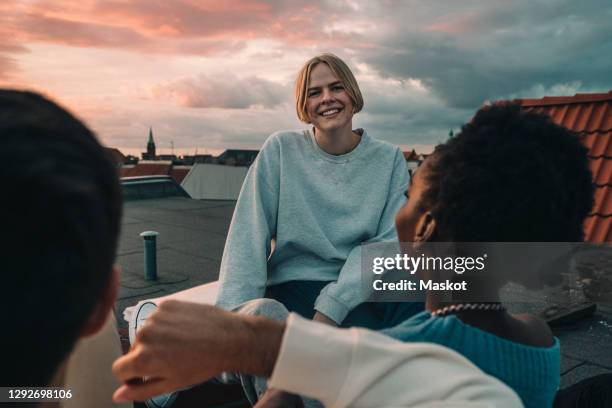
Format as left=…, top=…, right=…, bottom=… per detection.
left=115, top=196, right=612, bottom=389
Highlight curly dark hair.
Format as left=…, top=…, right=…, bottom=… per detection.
left=0, top=90, right=122, bottom=386
left=420, top=103, right=593, bottom=242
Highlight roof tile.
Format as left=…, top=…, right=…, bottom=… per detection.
left=122, top=163, right=172, bottom=177
left=588, top=157, right=612, bottom=186
left=524, top=103, right=612, bottom=133
left=520, top=91, right=612, bottom=107
left=171, top=168, right=190, bottom=184
left=584, top=215, right=612, bottom=243
left=519, top=91, right=612, bottom=242
left=580, top=132, right=612, bottom=158
left=591, top=186, right=612, bottom=216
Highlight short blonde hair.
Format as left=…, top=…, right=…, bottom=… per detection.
left=295, top=53, right=364, bottom=123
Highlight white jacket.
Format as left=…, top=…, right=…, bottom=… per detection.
left=269, top=314, right=523, bottom=408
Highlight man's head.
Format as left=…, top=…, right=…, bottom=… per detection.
left=0, top=90, right=122, bottom=385
left=396, top=103, right=594, bottom=244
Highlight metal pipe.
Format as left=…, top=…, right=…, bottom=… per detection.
left=140, top=231, right=159, bottom=281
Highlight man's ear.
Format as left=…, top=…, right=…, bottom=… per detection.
left=81, top=265, right=119, bottom=337
left=415, top=212, right=437, bottom=242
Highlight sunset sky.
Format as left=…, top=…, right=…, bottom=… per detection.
left=2, top=0, right=611, bottom=155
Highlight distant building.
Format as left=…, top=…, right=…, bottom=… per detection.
left=125, top=155, right=139, bottom=165
left=216, top=149, right=259, bottom=167
left=158, top=154, right=179, bottom=162
left=181, top=154, right=213, bottom=165
left=142, top=128, right=157, bottom=160
left=402, top=149, right=429, bottom=179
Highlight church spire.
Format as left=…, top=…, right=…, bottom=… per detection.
left=146, top=127, right=156, bottom=159
left=148, top=127, right=155, bottom=144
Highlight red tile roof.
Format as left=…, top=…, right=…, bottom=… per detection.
left=518, top=91, right=612, bottom=242
left=121, top=162, right=172, bottom=178
left=171, top=168, right=190, bottom=184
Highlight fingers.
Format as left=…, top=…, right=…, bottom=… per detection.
left=113, top=350, right=144, bottom=383
left=113, top=378, right=173, bottom=403
left=112, top=342, right=182, bottom=403
left=113, top=342, right=161, bottom=383
left=112, top=348, right=179, bottom=403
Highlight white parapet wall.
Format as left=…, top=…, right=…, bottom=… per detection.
left=181, top=163, right=248, bottom=200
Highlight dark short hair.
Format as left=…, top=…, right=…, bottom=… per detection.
left=0, top=90, right=122, bottom=385
left=421, top=103, right=593, bottom=243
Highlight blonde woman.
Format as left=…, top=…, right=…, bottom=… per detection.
left=216, top=54, right=420, bottom=330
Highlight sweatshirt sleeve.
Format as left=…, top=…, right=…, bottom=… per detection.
left=215, top=136, right=280, bottom=311
left=314, top=148, right=410, bottom=323
left=269, top=314, right=522, bottom=408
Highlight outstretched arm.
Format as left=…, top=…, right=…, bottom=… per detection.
left=113, top=301, right=521, bottom=407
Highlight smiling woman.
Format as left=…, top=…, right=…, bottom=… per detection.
left=214, top=53, right=422, bottom=406
left=295, top=54, right=364, bottom=154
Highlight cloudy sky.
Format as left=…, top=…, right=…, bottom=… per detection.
left=2, top=0, right=611, bottom=155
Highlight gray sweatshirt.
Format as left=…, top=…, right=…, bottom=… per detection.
left=215, top=128, right=409, bottom=323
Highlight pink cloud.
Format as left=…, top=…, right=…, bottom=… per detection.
left=5, top=12, right=249, bottom=57
left=1, top=0, right=345, bottom=57
left=17, top=14, right=151, bottom=49
left=0, top=55, right=19, bottom=81
left=91, top=0, right=274, bottom=38
left=0, top=28, right=29, bottom=80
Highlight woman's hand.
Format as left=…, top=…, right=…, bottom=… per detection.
left=313, top=311, right=338, bottom=326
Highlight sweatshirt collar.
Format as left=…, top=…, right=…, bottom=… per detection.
left=306, top=128, right=369, bottom=163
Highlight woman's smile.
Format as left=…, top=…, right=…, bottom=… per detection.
left=319, top=106, right=343, bottom=118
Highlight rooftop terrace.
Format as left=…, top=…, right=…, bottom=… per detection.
left=115, top=196, right=612, bottom=389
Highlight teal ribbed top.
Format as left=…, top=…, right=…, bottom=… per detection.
left=382, top=311, right=560, bottom=408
